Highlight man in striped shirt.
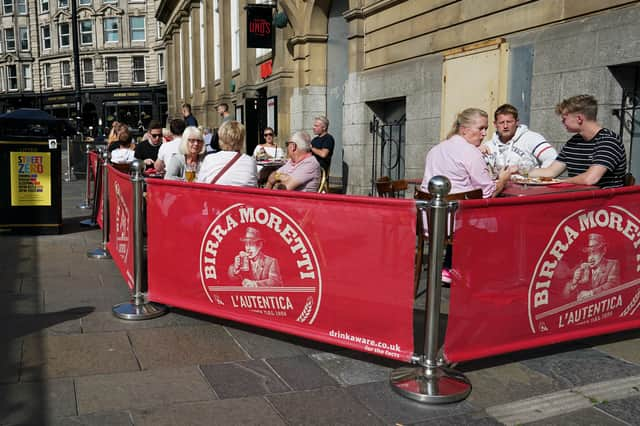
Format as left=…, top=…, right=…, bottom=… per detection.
left=530, top=94, right=626, bottom=189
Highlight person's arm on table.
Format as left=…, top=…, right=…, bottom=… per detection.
left=563, top=165, right=607, bottom=186
left=529, top=160, right=566, bottom=178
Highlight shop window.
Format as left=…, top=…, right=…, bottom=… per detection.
left=5, top=28, right=15, bottom=51
left=132, top=56, right=145, bottom=83
left=43, top=63, right=52, bottom=89
left=82, top=58, right=94, bottom=85
left=105, top=57, right=118, bottom=83
left=80, top=20, right=93, bottom=45
left=59, top=23, right=70, bottom=48
left=19, top=26, right=28, bottom=51
left=61, top=60, right=71, bottom=87
left=130, top=16, right=145, bottom=42
left=104, top=18, right=119, bottom=43
left=22, top=64, right=32, bottom=90
left=41, top=25, right=51, bottom=50
left=7, top=64, right=17, bottom=91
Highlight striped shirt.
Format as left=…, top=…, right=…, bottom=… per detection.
left=556, top=128, right=626, bottom=189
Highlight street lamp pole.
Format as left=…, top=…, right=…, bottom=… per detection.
left=71, top=0, right=82, bottom=132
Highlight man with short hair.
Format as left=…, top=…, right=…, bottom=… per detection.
left=217, top=103, right=231, bottom=123
left=135, top=120, right=163, bottom=168
left=182, top=103, right=198, bottom=127
left=530, top=94, right=626, bottom=188
left=154, top=118, right=186, bottom=173
left=210, top=103, right=231, bottom=152
left=266, top=131, right=321, bottom=192
left=310, top=115, right=334, bottom=173
left=482, top=103, right=557, bottom=168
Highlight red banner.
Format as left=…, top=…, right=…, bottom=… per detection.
left=145, top=180, right=417, bottom=362
left=444, top=187, right=640, bottom=362
left=106, top=166, right=134, bottom=290
left=88, top=150, right=99, bottom=201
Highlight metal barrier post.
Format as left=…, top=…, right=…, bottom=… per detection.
left=87, top=151, right=111, bottom=259
left=64, top=136, right=74, bottom=183
left=112, top=161, right=168, bottom=320
left=77, top=143, right=92, bottom=209
left=390, top=176, right=471, bottom=404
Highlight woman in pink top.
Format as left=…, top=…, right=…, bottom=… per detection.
left=421, top=108, right=513, bottom=198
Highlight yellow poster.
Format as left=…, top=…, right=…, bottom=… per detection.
left=10, top=152, right=52, bottom=206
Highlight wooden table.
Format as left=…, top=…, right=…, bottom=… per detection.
left=500, top=181, right=599, bottom=197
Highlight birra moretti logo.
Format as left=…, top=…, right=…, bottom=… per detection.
left=199, top=204, right=321, bottom=324
left=529, top=207, right=640, bottom=333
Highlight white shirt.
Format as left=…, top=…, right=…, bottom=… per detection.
left=110, top=148, right=136, bottom=164
left=156, top=138, right=182, bottom=164
left=196, top=151, right=258, bottom=187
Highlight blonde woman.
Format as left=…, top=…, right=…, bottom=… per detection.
left=196, top=121, right=257, bottom=187
left=164, top=126, right=207, bottom=181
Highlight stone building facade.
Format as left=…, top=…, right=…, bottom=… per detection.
left=0, top=0, right=167, bottom=134
left=157, top=0, right=640, bottom=195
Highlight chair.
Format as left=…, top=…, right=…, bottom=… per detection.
left=376, top=176, right=408, bottom=198
left=318, top=169, right=328, bottom=193
left=414, top=188, right=483, bottom=297
left=624, top=172, right=635, bottom=186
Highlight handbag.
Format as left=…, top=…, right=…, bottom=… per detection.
left=209, top=152, right=243, bottom=184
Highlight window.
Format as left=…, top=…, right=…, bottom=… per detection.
left=103, top=18, right=119, bottom=43
left=156, top=21, right=163, bottom=39
left=80, top=20, right=93, bottom=45
left=132, top=56, right=145, bottom=83
left=79, top=0, right=91, bottom=4
left=0, top=31, right=3, bottom=53
left=19, top=26, right=28, bottom=51
left=103, top=0, right=116, bottom=3
left=199, top=1, right=205, bottom=88
left=213, top=0, right=220, bottom=79
left=61, top=61, right=71, bottom=87
left=41, top=25, right=51, bottom=49
left=58, top=0, right=68, bottom=7
left=157, top=52, right=164, bottom=82
left=5, top=28, right=15, bottom=51
left=231, top=0, right=239, bottom=71
left=41, top=0, right=48, bottom=13
left=188, top=17, right=193, bottom=93
left=43, top=63, right=52, bottom=89
left=7, top=65, right=17, bottom=90
left=105, top=57, right=118, bottom=83
left=0, top=67, right=5, bottom=92
left=82, top=58, right=93, bottom=85
left=59, top=23, right=70, bottom=48
left=22, top=64, right=32, bottom=90
left=17, top=0, right=26, bottom=14
left=130, top=16, right=145, bottom=42
left=3, top=0, right=13, bottom=15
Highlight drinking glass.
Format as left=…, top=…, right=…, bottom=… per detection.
left=185, top=163, right=196, bottom=182
left=518, top=157, right=535, bottom=189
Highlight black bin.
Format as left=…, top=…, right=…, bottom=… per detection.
left=0, top=109, right=74, bottom=234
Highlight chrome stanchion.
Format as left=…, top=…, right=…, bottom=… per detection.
left=390, top=176, right=471, bottom=404
left=113, top=160, right=168, bottom=320
left=87, top=151, right=111, bottom=259
left=63, top=136, right=74, bottom=182
left=77, top=143, right=92, bottom=209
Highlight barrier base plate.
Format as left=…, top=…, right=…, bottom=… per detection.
left=112, top=301, right=168, bottom=320
left=87, top=248, right=111, bottom=259
left=77, top=203, right=91, bottom=209
left=390, top=366, right=471, bottom=404
left=80, top=218, right=97, bottom=227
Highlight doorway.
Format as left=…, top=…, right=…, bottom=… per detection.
left=244, top=87, right=268, bottom=156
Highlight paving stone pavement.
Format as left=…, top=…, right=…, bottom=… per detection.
left=1, top=179, right=640, bottom=425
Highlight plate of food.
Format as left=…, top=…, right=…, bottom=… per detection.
left=512, top=176, right=562, bottom=185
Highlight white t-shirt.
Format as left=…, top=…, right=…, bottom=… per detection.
left=110, top=148, right=136, bottom=164
left=156, top=138, right=182, bottom=164
left=252, top=144, right=284, bottom=161
left=196, top=151, right=258, bottom=187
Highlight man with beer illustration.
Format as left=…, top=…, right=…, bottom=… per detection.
left=564, top=233, right=620, bottom=301
left=228, top=227, right=282, bottom=287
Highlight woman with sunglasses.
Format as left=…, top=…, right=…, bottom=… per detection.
left=252, top=127, right=284, bottom=162
left=164, top=126, right=207, bottom=182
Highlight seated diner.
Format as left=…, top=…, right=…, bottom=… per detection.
left=253, top=127, right=284, bottom=161
left=196, top=121, right=257, bottom=187
left=265, top=131, right=321, bottom=192
left=529, top=94, right=626, bottom=189
left=164, top=127, right=207, bottom=182
left=110, top=128, right=136, bottom=164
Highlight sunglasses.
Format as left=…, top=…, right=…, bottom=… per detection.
left=263, top=133, right=273, bottom=137
left=150, top=133, right=162, bottom=138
